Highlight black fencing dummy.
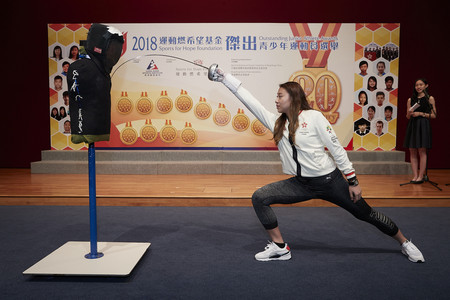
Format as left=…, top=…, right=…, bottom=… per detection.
left=67, top=23, right=124, bottom=144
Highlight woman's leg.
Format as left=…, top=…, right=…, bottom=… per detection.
left=252, top=177, right=313, bottom=242
left=252, top=177, right=313, bottom=261
left=417, top=147, right=427, bottom=181
left=316, top=169, right=399, bottom=237
left=267, top=227, right=284, bottom=243
left=393, top=230, right=407, bottom=244
left=318, top=169, right=424, bottom=262
left=409, top=148, right=419, bottom=181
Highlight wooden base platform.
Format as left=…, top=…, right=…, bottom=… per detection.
left=23, top=241, right=151, bottom=276
left=1, top=169, right=449, bottom=207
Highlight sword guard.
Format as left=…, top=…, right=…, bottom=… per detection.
left=208, top=64, right=223, bottom=81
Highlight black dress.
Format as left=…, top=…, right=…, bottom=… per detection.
left=403, top=96, right=432, bottom=148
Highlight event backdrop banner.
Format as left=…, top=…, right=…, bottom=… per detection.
left=48, top=23, right=399, bottom=151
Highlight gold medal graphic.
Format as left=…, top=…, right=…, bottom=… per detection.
left=117, top=91, right=133, bottom=114
left=289, top=23, right=342, bottom=124
left=159, top=120, right=177, bottom=143
left=290, top=69, right=341, bottom=124
left=175, top=89, right=193, bottom=113
left=156, top=90, right=173, bottom=114
left=251, top=119, right=269, bottom=136
left=120, top=121, right=138, bottom=145
left=213, top=103, right=231, bottom=126
left=136, top=91, right=153, bottom=115
left=180, top=122, right=197, bottom=145
left=232, top=108, right=250, bottom=132
left=140, top=119, right=158, bottom=143
left=194, top=97, right=212, bottom=120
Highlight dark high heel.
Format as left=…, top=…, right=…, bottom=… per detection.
left=412, top=178, right=424, bottom=184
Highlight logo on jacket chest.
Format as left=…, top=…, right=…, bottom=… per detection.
left=299, top=122, right=309, bottom=135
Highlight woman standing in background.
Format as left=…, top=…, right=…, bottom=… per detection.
left=404, top=78, right=437, bottom=183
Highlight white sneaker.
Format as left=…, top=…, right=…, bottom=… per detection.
left=255, top=241, right=291, bottom=261
left=401, top=240, right=425, bottom=263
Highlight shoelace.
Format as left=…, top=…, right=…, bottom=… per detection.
left=403, top=240, right=418, bottom=252
left=264, top=241, right=275, bottom=250
left=406, top=243, right=418, bottom=251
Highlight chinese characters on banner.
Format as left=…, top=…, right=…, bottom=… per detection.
left=48, top=23, right=399, bottom=151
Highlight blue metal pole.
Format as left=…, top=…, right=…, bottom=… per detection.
left=85, top=143, right=104, bottom=259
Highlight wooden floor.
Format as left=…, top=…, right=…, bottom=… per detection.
left=0, top=168, right=449, bottom=207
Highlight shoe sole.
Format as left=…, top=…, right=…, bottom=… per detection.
left=401, top=249, right=425, bottom=263
left=255, top=252, right=291, bottom=262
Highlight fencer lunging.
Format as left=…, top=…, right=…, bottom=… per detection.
left=208, top=65, right=425, bottom=263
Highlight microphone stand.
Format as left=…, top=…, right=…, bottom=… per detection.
left=422, top=148, right=441, bottom=191
left=423, top=99, right=441, bottom=190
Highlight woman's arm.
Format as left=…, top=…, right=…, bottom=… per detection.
left=314, top=111, right=355, bottom=180
left=428, top=96, right=437, bottom=119
left=210, top=66, right=277, bottom=131
left=406, top=98, right=412, bottom=119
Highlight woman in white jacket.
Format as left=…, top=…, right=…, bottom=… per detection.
left=208, top=65, right=424, bottom=263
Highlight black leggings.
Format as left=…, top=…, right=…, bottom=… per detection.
left=251, top=168, right=399, bottom=236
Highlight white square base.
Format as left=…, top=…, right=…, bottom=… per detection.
left=23, top=241, right=151, bottom=276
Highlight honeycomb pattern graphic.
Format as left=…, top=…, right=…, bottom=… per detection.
left=353, top=134, right=362, bottom=150
left=390, top=59, right=399, bottom=77
left=48, top=24, right=90, bottom=150
left=361, top=133, right=378, bottom=151
left=355, top=27, right=373, bottom=47
left=354, top=23, right=400, bottom=151
left=374, top=27, right=390, bottom=46
left=48, top=59, right=57, bottom=76
left=354, top=73, right=363, bottom=91
left=51, top=132, right=69, bottom=150
left=391, top=27, right=400, bottom=46
left=57, top=27, right=74, bottom=46
left=387, top=118, right=397, bottom=136
left=48, top=27, right=57, bottom=46
left=50, top=117, right=59, bottom=135
left=380, top=132, right=396, bottom=151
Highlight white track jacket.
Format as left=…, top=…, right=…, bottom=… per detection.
left=221, top=74, right=356, bottom=180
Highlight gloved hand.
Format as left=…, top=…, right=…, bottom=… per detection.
left=208, top=64, right=225, bottom=82
left=208, top=63, right=242, bottom=93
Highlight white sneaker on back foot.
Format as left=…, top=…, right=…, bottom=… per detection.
left=255, top=241, right=291, bottom=261
left=401, top=240, right=425, bottom=263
